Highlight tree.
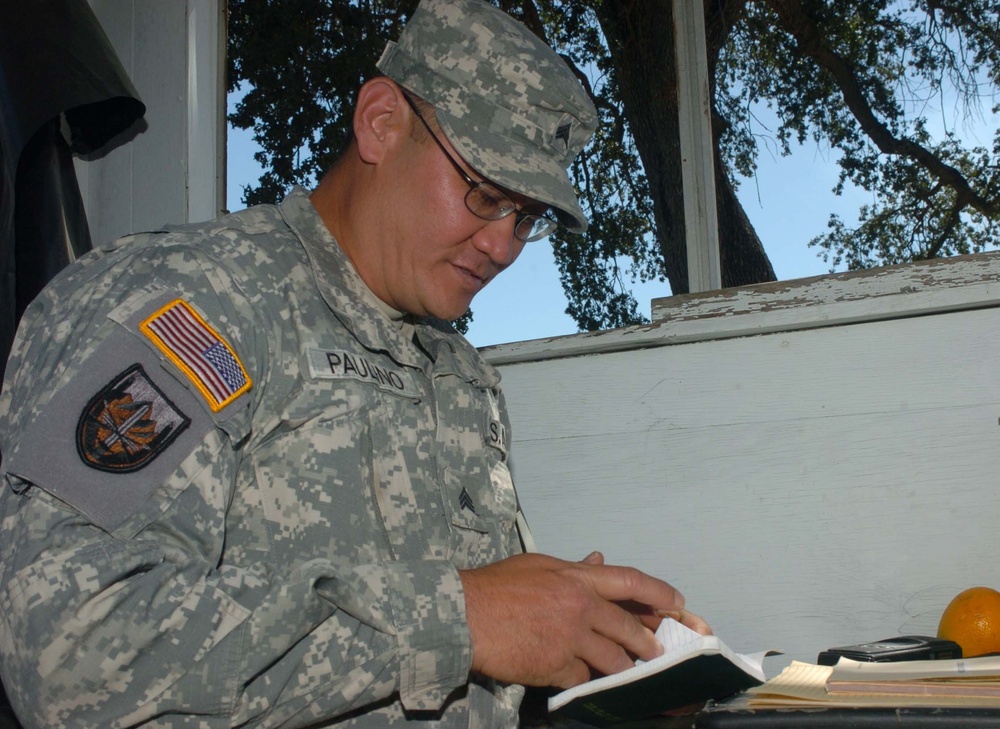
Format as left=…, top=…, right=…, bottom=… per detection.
left=228, top=0, right=1000, bottom=332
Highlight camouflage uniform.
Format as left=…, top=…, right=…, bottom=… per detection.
left=0, top=188, right=526, bottom=727
left=0, top=0, right=597, bottom=723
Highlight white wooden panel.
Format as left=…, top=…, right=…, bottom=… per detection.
left=672, top=0, right=721, bottom=291
left=482, top=253, right=1000, bottom=366
left=76, top=0, right=145, bottom=243
left=129, top=0, right=189, bottom=230
left=78, top=0, right=225, bottom=246
left=185, top=0, right=227, bottom=224
left=499, top=307, right=1000, bottom=673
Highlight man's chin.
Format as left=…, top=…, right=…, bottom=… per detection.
left=427, top=300, right=475, bottom=323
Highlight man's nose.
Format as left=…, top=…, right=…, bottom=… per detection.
left=472, top=215, right=520, bottom=267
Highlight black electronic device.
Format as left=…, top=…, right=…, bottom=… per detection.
left=817, top=635, right=962, bottom=665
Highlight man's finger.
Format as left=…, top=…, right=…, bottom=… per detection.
left=587, top=600, right=664, bottom=662
left=574, top=627, right=639, bottom=679
left=658, top=608, right=713, bottom=636
left=586, top=564, right=685, bottom=614
left=679, top=609, right=713, bottom=636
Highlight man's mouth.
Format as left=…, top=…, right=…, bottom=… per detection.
left=454, top=263, right=489, bottom=288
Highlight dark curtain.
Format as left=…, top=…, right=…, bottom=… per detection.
left=0, top=0, right=146, bottom=382
left=0, top=3, right=145, bottom=724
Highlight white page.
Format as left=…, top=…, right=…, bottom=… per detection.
left=830, top=655, right=1000, bottom=682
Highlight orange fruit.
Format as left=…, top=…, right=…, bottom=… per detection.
left=937, top=586, right=1000, bottom=657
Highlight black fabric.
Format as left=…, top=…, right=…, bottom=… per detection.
left=0, top=682, right=17, bottom=729
left=13, top=118, right=94, bottom=321
left=0, top=6, right=145, bottom=720
left=0, top=0, right=146, bottom=380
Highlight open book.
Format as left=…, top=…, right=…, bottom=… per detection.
left=547, top=620, right=774, bottom=727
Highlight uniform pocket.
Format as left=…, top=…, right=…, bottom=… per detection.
left=441, top=464, right=517, bottom=569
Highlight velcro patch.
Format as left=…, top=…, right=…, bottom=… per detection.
left=140, top=299, right=251, bottom=412
left=484, top=389, right=507, bottom=459
left=77, top=364, right=190, bottom=473
left=485, top=417, right=508, bottom=458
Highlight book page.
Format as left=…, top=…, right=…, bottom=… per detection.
left=747, top=660, right=833, bottom=702
left=829, top=655, right=1000, bottom=682
left=652, top=618, right=771, bottom=672
left=655, top=616, right=705, bottom=651
left=749, top=660, right=1000, bottom=708
left=827, top=680, right=1000, bottom=697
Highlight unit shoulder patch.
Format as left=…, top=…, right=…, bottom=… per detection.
left=139, top=298, right=252, bottom=412
left=77, top=364, right=191, bottom=473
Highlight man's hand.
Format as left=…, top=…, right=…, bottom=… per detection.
left=459, top=551, right=708, bottom=689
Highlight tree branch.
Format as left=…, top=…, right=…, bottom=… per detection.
left=766, top=0, right=998, bottom=217
left=924, top=201, right=965, bottom=259
left=926, top=0, right=1000, bottom=54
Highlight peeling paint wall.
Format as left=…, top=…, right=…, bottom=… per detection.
left=485, top=253, right=1000, bottom=672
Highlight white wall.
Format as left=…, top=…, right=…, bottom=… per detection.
left=485, top=253, right=1000, bottom=673
left=77, top=0, right=226, bottom=245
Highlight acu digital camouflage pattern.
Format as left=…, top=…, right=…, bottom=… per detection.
left=0, top=188, right=526, bottom=727
left=377, top=0, right=597, bottom=232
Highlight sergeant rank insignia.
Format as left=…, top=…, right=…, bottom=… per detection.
left=77, top=364, right=190, bottom=473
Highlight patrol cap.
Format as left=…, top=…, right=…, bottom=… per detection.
left=376, top=0, right=597, bottom=233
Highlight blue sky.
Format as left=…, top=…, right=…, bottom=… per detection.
left=458, top=133, right=867, bottom=347
left=227, top=98, right=993, bottom=348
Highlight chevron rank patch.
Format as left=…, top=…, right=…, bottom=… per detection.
left=77, top=364, right=191, bottom=473
left=459, top=487, right=477, bottom=514
left=140, top=299, right=251, bottom=412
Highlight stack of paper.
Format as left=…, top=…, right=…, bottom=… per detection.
left=748, top=655, right=1000, bottom=708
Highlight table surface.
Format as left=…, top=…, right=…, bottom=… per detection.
left=692, top=693, right=1000, bottom=728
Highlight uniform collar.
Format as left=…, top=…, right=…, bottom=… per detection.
left=277, top=187, right=501, bottom=388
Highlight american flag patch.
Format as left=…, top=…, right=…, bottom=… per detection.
left=139, top=299, right=251, bottom=412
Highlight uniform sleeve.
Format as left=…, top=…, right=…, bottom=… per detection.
left=0, top=242, right=472, bottom=727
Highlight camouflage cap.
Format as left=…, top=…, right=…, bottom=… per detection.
left=376, top=0, right=597, bottom=233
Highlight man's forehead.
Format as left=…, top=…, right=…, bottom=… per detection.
left=426, top=107, right=549, bottom=213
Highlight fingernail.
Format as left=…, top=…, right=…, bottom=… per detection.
left=656, top=609, right=682, bottom=620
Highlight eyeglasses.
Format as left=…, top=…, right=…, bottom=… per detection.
left=403, top=94, right=558, bottom=242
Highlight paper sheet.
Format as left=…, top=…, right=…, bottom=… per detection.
left=748, top=660, right=1000, bottom=708
left=830, top=654, right=1000, bottom=681
left=747, top=660, right=834, bottom=702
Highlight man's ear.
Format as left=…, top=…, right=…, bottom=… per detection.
left=353, top=78, right=407, bottom=164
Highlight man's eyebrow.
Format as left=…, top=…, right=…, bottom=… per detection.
left=496, top=183, right=548, bottom=213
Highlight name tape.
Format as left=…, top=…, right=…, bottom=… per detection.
left=306, top=348, right=419, bottom=399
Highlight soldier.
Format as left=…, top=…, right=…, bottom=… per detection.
left=0, top=0, right=708, bottom=726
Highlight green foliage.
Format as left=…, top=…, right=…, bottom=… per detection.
left=544, top=2, right=661, bottom=330
left=228, top=0, right=416, bottom=205
left=228, top=0, right=1000, bottom=334
left=719, top=0, right=1000, bottom=271
left=452, top=309, right=472, bottom=335
left=812, top=128, right=1000, bottom=269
